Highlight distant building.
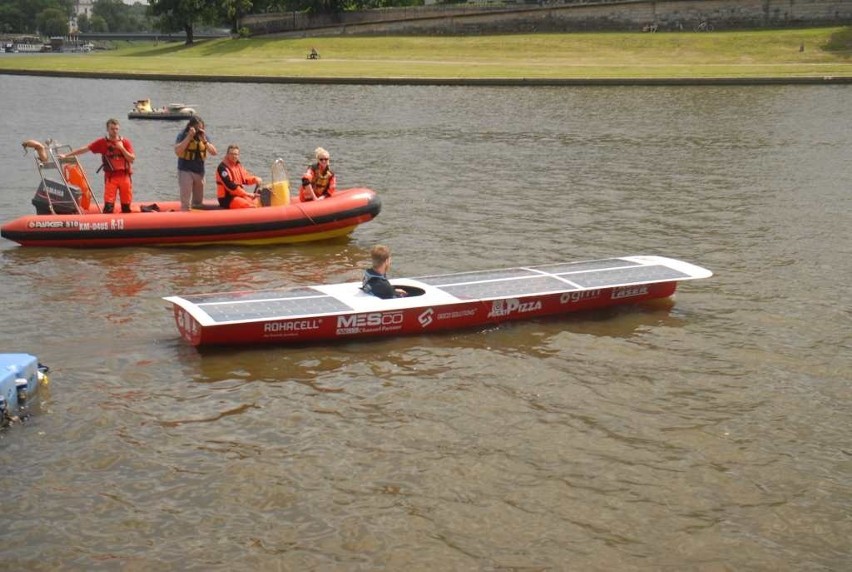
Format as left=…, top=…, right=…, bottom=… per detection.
left=69, top=0, right=95, bottom=33
left=75, top=0, right=96, bottom=18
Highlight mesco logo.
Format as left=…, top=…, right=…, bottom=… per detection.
left=337, top=312, right=404, bottom=329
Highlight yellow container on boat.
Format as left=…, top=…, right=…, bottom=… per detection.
left=271, top=180, right=290, bottom=206
left=270, top=158, right=290, bottom=206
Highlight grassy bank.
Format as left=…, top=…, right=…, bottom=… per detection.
left=1, top=27, right=850, bottom=80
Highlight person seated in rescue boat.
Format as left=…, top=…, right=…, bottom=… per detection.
left=362, top=244, right=408, bottom=299
left=215, top=144, right=263, bottom=209
left=60, top=118, right=136, bottom=214
left=299, top=147, right=336, bottom=202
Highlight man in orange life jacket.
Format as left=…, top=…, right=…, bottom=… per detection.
left=215, top=145, right=262, bottom=209
left=299, top=147, right=336, bottom=202
left=61, top=118, right=135, bottom=213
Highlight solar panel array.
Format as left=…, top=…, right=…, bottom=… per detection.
left=568, top=264, right=690, bottom=289
left=184, top=287, right=350, bottom=323
left=417, top=260, right=690, bottom=299
left=181, top=259, right=691, bottom=324
left=439, top=275, right=569, bottom=300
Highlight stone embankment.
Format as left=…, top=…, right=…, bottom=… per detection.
left=243, top=0, right=852, bottom=37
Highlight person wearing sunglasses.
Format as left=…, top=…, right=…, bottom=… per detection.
left=299, top=147, right=336, bottom=202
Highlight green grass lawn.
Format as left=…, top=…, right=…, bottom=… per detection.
left=2, top=27, right=850, bottom=79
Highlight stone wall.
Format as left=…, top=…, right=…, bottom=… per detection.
left=242, top=0, right=852, bottom=37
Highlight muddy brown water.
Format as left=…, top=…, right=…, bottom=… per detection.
left=0, top=75, right=849, bottom=569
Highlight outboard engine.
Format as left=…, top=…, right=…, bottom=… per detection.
left=32, top=178, right=83, bottom=215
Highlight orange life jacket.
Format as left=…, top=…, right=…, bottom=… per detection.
left=215, top=160, right=258, bottom=199
left=101, top=140, right=132, bottom=174
left=304, top=163, right=334, bottom=197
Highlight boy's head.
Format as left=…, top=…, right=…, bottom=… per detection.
left=370, top=245, right=391, bottom=269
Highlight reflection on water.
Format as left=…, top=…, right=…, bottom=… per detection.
left=0, top=76, right=850, bottom=570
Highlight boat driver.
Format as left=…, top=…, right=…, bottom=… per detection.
left=215, top=145, right=262, bottom=209
left=362, top=245, right=408, bottom=299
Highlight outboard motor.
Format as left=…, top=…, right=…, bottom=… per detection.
left=32, top=178, right=83, bottom=215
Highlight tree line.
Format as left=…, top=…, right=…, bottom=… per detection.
left=0, top=0, right=424, bottom=42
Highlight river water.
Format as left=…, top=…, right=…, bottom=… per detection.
left=0, top=74, right=849, bottom=569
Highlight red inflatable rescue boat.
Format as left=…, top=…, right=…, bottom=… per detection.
left=2, top=140, right=381, bottom=248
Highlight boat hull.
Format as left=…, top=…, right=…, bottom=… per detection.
left=0, top=188, right=380, bottom=248
left=128, top=101, right=196, bottom=120
left=128, top=111, right=195, bottom=120
left=164, top=256, right=712, bottom=348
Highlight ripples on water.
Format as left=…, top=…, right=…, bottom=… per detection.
left=0, top=76, right=849, bottom=569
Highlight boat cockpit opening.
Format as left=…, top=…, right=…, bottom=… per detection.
left=397, top=285, right=425, bottom=298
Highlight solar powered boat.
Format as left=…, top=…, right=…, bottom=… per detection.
left=164, top=255, right=713, bottom=348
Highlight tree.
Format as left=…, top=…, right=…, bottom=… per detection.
left=127, top=3, right=155, bottom=32
left=89, top=13, right=109, bottom=32
left=149, top=0, right=220, bottom=45
left=93, top=0, right=130, bottom=32
left=76, top=12, right=89, bottom=32
left=220, top=0, right=253, bottom=33
left=36, top=7, right=69, bottom=36
left=0, top=5, right=27, bottom=34
left=0, top=0, right=74, bottom=34
left=302, top=0, right=346, bottom=15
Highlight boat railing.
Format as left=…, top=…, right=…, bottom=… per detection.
left=33, top=141, right=98, bottom=215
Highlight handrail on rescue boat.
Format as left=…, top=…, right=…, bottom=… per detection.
left=23, top=139, right=97, bottom=215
